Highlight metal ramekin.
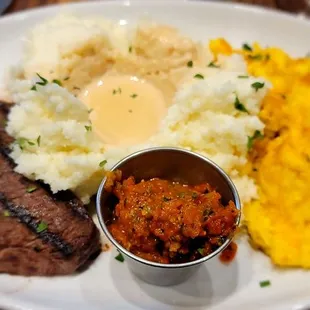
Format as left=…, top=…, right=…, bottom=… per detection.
left=96, top=147, right=241, bottom=286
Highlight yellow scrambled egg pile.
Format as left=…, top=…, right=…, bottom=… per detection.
left=210, top=39, right=310, bottom=268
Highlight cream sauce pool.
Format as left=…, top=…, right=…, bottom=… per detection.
left=79, top=75, right=167, bottom=146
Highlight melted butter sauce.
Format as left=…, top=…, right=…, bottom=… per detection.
left=79, top=75, right=167, bottom=146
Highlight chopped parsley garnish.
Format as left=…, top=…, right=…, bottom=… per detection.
left=88, top=108, right=93, bottom=114
left=238, top=75, right=249, bottom=79
left=113, top=87, right=122, bottom=95
left=36, top=221, right=48, bottom=233
left=163, top=196, right=171, bottom=202
left=247, top=130, right=263, bottom=150
left=234, top=96, right=249, bottom=114
left=242, top=43, right=252, bottom=52
left=115, top=252, right=124, bottom=262
left=1, top=119, right=7, bottom=127
left=73, top=86, right=81, bottom=90
left=192, top=192, right=198, bottom=199
left=265, top=54, right=271, bottom=61
left=99, top=160, right=107, bottom=168
left=85, top=125, right=92, bottom=132
left=64, top=77, right=70, bottom=81
left=128, top=46, right=132, bottom=53
left=187, top=60, right=193, bottom=67
left=208, top=61, right=220, bottom=68
left=251, top=81, right=265, bottom=92
left=197, top=248, right=204, bottom=255
left=203, top=208, right=213, bottom=219
left=177, top=192, right=185, bottom=198
left=26, top=186, right=37, bottom=193
left=248, top=54, right=263, bottom=60
left=3, top=210, right=10, bottom=217
left=259, top=280, right=271, bottom=288
left=194, top=73, right=204, bottom=79
left=31, top=74, right=48, bottom=91
left=52, top=79, right=62, bottom=86
left=131, top=94, right=138, bottom=98
left=37, top=136, right=41, bottom=147
left=36, top=73, right=48, bottom=85
left=16, top=137, right=35, bottom=150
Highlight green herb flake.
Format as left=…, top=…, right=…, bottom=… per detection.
left=187, top=60, right=193, bottom=67
left=197, top=248, right=204, bottom=256
left=128, top=46, right=132, bottom=53
left=163, top=196, right=171, bottom=202
left=247, top=130, right=264, bottom=150
left=203, top=208, right=213, bottom=219
left=251, top=81, right=265, bottom=92
left=208, top=61, right=220, bottom=68
left=36, top=221, right=48, bottom=233
left=242, top=43, right=252, bottom=52
left=259, top=280, right=271, bottom=288
left=194, top=73, right=204, bottom=79
left=36, top=73, right=48, bottom=85
left=88, top=108, right=93, bottom=114
left=238, top=75, right=249, bottom=79
left=234, top=96, right=249, bottom=114
left=64, top=77, right=70, bottom=81
left=27, top=141, right=35, bottom=146
left=115, top=252, right=125, bottom=263
left=16, top=137, right=29, bottom=150
left=128, top=109, right=133, bottom=113
left=26, top=186, right=37, bottom=193
left=99, top=160, right=107, bottom=168
left=265, top=54, right=271, bottom=61
left=1, top=119, right=7, bottom=127
left=177, top=192, right=185, bottom=198
left=52, top=79, right=62, bottom=87
left=131, top=94, right=138, bottom=98
left=248, top=54, right=263, bottom=61
left=73, top=86, right=81, bottom=90
left=85, top=125, right=92, bottom=132
left=30, top=85, right=37, bottom=91
left=37, top=136, right=41, bottom=147
left=192, top=192, right=198, bottom=199
left=3, top=210, right=10, bottom=217
left=113, top=88, right=122, bottom=95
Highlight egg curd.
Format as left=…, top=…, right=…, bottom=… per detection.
left=211, top=38, right=310, bottom=268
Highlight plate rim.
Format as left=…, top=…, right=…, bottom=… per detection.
left=0, top=0, right=310, bottom=28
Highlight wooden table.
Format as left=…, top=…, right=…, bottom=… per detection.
left=3, top=0, right=308, bottom=14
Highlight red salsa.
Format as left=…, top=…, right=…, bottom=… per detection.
left=219, top=241, right=238, bottom=264
left=107, top=173, right=239, bottom=264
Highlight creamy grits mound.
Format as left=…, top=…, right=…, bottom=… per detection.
left=6, top=15, right=269, bottom=205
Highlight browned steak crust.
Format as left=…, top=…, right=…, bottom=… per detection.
left=0, top=102, right=101, bottom=276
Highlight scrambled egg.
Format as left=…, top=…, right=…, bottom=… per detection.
left=211, top=39, right=310, bottom=268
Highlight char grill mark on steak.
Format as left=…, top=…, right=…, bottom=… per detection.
left=0, top=101, right=101, bottom=276
left=0, top=193, right=73, bottom=256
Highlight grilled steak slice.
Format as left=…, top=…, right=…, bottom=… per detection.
left=0, top=102, right=101, bottom=276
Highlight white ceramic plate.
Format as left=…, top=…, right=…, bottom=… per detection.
left=1, top=1, right=310, bottom=309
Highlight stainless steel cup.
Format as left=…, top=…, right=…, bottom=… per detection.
left=96, top=147, right=241, bottom=286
